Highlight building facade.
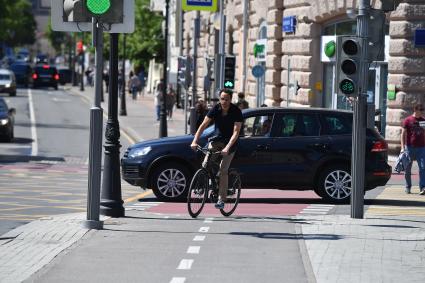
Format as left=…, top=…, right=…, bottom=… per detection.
left=181, top=0, right=425, bottom=153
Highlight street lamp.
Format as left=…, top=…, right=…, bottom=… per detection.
left=159, top=0, right=169, bottom=138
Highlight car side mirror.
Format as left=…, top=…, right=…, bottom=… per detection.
left=9, top=108, right=16, bottom=115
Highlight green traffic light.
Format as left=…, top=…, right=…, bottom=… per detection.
left=224, top=81, right=234, bottom=88
left=86, top=0, right=111, bottom=15
left=339, top=79, right=355, bottom=95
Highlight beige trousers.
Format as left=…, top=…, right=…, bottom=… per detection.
left=203, top=142, right=235, bottom=200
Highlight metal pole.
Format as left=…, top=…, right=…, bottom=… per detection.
left=351, top=0, right=369, bottom=219
left=286, top=56, right=290, bottom=107
left=72, top=33, right=78, bottom=86
left=100, top=33, right=124, bottom=217
left=83, top=19, right=104, bottom=230
left=190, top=11, right=200, bottom=134
left=119, top=34, right=127, bottom=116
left=159, top=0, right=169, bottom=138
left=215, top=0, right=226, bottom=96
left=80, top=48, right=85, bottom=91
left=241, top=0, right=249, bottom=93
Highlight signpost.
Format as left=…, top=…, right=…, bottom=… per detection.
left=182, top=0, right=218, bottom=12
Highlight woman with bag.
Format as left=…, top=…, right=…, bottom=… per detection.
left=128, top=71, right=141, bottom=100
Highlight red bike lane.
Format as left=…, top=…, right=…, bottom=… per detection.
left=146, top=190, right=321, bottom=216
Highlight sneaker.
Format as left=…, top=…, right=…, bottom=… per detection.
left=405, top=187, right=411, bottom=194
left=214, top=200, right=225, bottom=209
left=420, top=188, right=425, bottom=195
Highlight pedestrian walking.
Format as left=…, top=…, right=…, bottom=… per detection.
left=166, top=84, right=176, bottom=120
left=128, top=71, right=141, bottom=100
left=400, top=103, right=425, bottom=195
left=103, top=70, right=109, bottom=93
left=154, top=81, right=164, bottom=121
left=137, top=67, right=146, bottom=97
left=236, top=92, right=249, bottom=110
left=188, top=100, right=208, bottom=129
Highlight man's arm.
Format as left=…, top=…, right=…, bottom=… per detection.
left=401, top=127, right=406, bottom=151
left=190, top=116, right=213, bottom=150
left=222, top=122, right=242, bottom=155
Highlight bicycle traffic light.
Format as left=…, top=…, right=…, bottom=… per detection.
left=177, top=56, right=192, bottom=89
left=336, top=36, right=361, bottom=97
left=63, top=0, right=123, bottom=24
left=223, top=55, right=236, bottom=89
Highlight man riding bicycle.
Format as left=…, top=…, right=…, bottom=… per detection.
left=191, top=89, right=243, bottom=209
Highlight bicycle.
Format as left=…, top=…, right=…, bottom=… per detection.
left=187, top=145, right=241, bottom=218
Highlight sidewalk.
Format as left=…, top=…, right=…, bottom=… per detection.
left=1, top=86, right=425, bottom=282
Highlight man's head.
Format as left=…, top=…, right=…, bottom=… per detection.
left=413, top=103, right=424, bottom=116
left=238, top=92, right=245, bottom=99
left=219, top=88, right=233, bottom=111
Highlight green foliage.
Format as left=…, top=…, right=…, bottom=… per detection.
left=0, top=0, right=36, bottom=46
left=125, top=0, right=164, bottom=71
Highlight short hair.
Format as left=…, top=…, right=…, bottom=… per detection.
left=238, top=92, right=245, bottom=98
left=219, top=88, right=233, bottom=98
left=414, top=104, right=424, bottom=111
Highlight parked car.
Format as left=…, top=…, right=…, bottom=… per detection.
left=32, top=64, right=59, bottom=90
left=57, top=66, right=72, bottom=85
left=10, top=62, right=33, bottom=87
left=121, top=107, right=392, bottom=203
left=0, top=69, right=17, bottom=96
left=0, top=97, right=16, bottom=142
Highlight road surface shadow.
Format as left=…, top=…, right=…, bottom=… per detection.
left=0, top=155, right=65, bottom=164
left=365, top=198, right=425, bottom=207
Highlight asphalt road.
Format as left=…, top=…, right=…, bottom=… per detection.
left=0, top=85, right=136, bottom=236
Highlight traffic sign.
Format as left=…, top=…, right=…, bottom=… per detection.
left=182, top=0, right=217, bottom=12
left=252, top=65, right=265, bottom=78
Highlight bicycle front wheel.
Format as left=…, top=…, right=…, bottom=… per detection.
left=187, top=169, right=209, bottom=218
left=220, top=170, right=241, bottom=217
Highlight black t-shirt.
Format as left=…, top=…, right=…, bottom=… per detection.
left=207, top=103, right=243, bottom=148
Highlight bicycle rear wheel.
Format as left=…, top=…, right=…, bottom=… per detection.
left=187, top=169, right=209, bottom=218
left=220, top=170, right=241, bottom=217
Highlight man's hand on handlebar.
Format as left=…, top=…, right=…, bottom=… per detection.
left=190, top=142, right=198, bottom=151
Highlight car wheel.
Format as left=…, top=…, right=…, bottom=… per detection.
left=54, top=85, right=58, bottom=90
left=150, top=162, right=191, bottom=202
left=317, top=165, right=352, bottom=204
left=10, top=91, right=16, bottom=97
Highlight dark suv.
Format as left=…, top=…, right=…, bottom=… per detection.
left=121, top=107, right=391, bottom=203
left=10, top=62, right=33, bottom=87
left=32, top=64, right=59, bottom=90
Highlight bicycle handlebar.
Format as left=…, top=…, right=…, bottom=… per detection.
left=195, top=145, right=222, bottom=156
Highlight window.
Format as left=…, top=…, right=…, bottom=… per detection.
left=321, top=114, right=352, bottom=135
left=296, top=114, right=320, bottom=136
left=243, top=115, right=273, bottom=137
left=276, top=114, right=297, bottom=137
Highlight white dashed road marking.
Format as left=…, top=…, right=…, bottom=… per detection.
left=187, top=246, right=201, bottom=254
left=177, top=259, right=194, bottom=270
left=170, top=277, right=186, bottom=283
left=204, top=217, right=214, bottom=223
left=199, top=226, right=210, bottom=233
left=193, top=235, right=206, bottom=241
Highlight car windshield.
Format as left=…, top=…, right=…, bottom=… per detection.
left=0, top=74, right=11, bottom=80
left=0, top=100, right=7, bottom=112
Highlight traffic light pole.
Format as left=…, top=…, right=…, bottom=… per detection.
left=83, top=18, right=104, bottom=230
left=159, top=0, right=169, bottom=138
left=351, top=0, right=370, bottom=219
left=190, top=11, right=200, bottom=135
left=215, top=0, right=226, bottom=96
left=120, top=34, right=127, bottom=116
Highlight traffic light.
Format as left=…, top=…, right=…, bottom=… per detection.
left=336, top=36, right=361, bottom=97
left=63, top=0, right=123, bottom=24
left=177, top=56, right=192, bottom=89
left=223, top=55, right=236, bottom=89
left=76, top=40, right=84, bottom=54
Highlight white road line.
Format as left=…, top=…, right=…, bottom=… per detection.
left=199, top=227, right=210, bottom=233
left=177, top=259, right=194, bottom=270
left=187, top=246, right=201, bottom=254
left=204, top=217, right=214, bottom=223
left=170, top=277, right=186, bottom=283
left=28, top=88, right=38, bottom=156
left=193, top=235, right=205, bottom=241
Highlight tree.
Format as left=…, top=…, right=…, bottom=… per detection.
left=0, top=0, right=36, bottom=46
left=125, top=0, right=164, bottom=71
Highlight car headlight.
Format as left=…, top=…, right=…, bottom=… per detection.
left=128, top=146, right=152, bottom=158
left=5, top=84, right=10, bottom=88
left=0, top=119, right=8, bottom=126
